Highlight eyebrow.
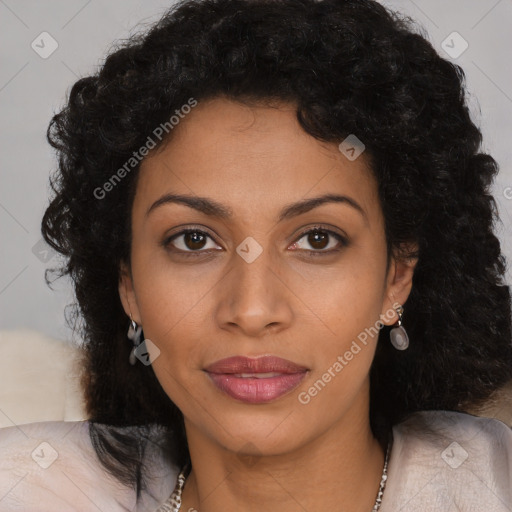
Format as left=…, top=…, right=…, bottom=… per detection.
left=146, top=192, right=367, bottom=223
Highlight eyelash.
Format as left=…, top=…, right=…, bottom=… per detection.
left=162, top=225, right=348, bottom=258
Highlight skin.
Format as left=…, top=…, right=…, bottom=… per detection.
left=119, top=96, right=417, bottom=512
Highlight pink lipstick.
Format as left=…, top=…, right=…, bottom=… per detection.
left=204, top=356, right=308, bottom=404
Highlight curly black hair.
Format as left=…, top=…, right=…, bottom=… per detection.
left=41, top=0, right=512, bottom=501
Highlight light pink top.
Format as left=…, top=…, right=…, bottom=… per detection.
left=0, top=410, right=510, bottom=511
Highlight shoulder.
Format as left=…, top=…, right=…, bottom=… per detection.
left=0, top=420, right=178, bottom=511
left=381, top=410, right=512, bottom=512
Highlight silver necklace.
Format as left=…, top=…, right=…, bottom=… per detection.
left=155, top=439, right=391, bottom=512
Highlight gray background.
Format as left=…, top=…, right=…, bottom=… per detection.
left=1, top=0, right=511, bottom=342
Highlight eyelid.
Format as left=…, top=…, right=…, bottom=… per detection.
left=164, top=224, right=219, bottom=239
left=293, top=224, right=347, bottom=243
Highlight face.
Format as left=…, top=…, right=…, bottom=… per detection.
left=119, top=96, right=416, bottom=456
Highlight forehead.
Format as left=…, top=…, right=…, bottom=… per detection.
left=134, top=97, right=380, bottom=224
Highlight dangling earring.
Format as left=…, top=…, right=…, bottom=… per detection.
left=390, top=304, right=409, bottom=350
left=127, top=317, right=143, bottom=365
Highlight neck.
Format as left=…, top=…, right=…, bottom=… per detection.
left=180, top=398, right=386, bottom=512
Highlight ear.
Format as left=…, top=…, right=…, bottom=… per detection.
left=118, top=260, right=142, bottom=324
left=380, top=244, right=418, bottom=326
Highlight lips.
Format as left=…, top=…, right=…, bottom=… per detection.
left=205, top=355, right=308, bottom=375
left=204, top=356, right=308, bottom=403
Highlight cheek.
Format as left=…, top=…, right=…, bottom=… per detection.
left=295, top=267, right=385, bottom=415
left=299, top=248, right=386, bottom=341
left=130, top=239, right=216, bottom=340
left=135, top=284, right=208, bottom=412
left=128, top=256, right=215, bottom=400
left=296, top=249, right=387, bottom=401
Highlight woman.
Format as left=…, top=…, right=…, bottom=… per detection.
left=1, top=0, right=511, bottom=510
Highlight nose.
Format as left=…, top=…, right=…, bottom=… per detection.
left=214, top=242, right=294, bottom=338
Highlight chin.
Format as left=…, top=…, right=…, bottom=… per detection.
left=204, top=405, right=312, bottom=456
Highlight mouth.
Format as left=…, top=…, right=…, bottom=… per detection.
left=204, top=356, right=309, bottom=404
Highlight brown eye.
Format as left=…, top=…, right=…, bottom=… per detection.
left=183, top=231, right=208, bottom=250
left=290, top=227, right=347, bottom=254
left=307, top=230, right=329, bottom=250
left=165, top=229, right=221, bottom=255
